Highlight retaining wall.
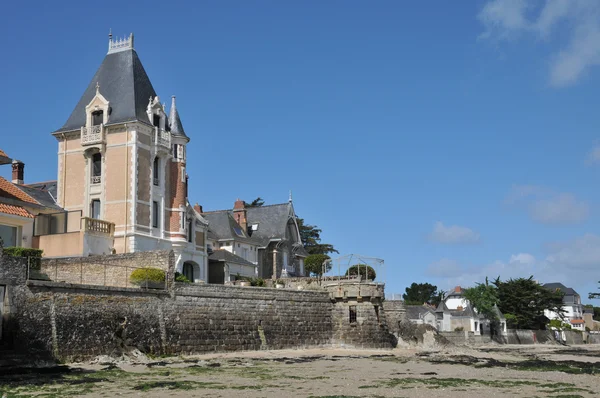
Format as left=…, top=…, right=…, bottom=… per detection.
left=1, top=253, right=394, bottom=362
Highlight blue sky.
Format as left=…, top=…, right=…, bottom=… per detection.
left=2, top=1, right=600, bottom=303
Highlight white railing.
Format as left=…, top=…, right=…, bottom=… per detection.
left=153, top=127, right=171, bottom=149
left=81, top=124, right=104, bottom=145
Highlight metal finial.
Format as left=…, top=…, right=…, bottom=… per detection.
left=95, top=82, right=100, bottom=94
left=289, top=190, right=293, bottom=202
left=109, top=28, right=112, bottom=40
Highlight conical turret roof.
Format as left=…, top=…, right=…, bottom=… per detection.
left=169, top=96, right=188, bottom=139
left=55, top=44, right=157, bottom=132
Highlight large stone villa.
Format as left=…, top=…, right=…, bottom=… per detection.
left=0, top=33, right=306, bottom=282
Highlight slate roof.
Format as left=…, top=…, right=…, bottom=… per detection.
left=405, top=305, right=435, bottom=321
left=56, top=48, right=157, bottom=132
left=23, top=181, right=58, bottom=205
left=543, top=283, right=578, bottom=297
left=202, top=211, right=260, bottom=245
left=0, top=203, right=33, bottom=218
left=0, top=177, right=61, bottom=211
left=450, top=305, right=476, bottom=318
left=208, top=249, right=255, bottom=267
left=204, top=203, right=299, bottom=247
left=246, top=203, right=295, bottom=246
left=169, top=96, right=188, bottom=139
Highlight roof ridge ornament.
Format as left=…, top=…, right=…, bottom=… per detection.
left=108, top=32, right=134, bottom=54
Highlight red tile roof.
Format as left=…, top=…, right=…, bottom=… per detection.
left=0, top=176, right=39, bottom=205
left=0, top=203, right=34, bottom=218
left=571, top=319, right=585, bottom=324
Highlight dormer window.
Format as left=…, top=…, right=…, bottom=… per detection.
left=153, top=157, right=159, bottom=186
left=153, top=114, right=160, bottom=127
left=91, top=153, right=102, bottom=184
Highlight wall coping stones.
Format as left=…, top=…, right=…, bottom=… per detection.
left=27, top=280, right=170, bottom=297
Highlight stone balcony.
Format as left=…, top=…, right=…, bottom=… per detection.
left=152, top=127, right=171, bottom=150
left=81, top=124, right=105, bottom=146
left=32, top=211, right=115, bottom=257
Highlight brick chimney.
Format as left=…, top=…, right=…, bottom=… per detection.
left=194, top=203, right=203, bottom=214
left=233, top=199, right=247, bottom=230
left=454, top=286, right=462, bottom=293
left=12, top=160, right=24, bottom=184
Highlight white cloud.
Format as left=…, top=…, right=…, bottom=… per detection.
left=427, top=253, right=539, bottom=291
left=586, top=144, right=600, bottom=165
left=429, top=221, right=481, bottom=244
left=528, top=193, right=589, bottom=224
left=427, top=234, right=600, bottom=296
left=506, top=185, right=590, bottom=225
left=426, top=258, right=463, bottom=278
left=545, top=234, right=600, bottom=271
left=478, top=0, right=600, bottom=86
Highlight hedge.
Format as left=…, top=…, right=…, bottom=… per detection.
left=2, top=247, right=43, bottom=258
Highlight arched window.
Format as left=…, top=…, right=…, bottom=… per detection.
left=183, top=262, right=194, bottom=282
left=91, top=153, right=102, bottom=184
left=153, top=157, right=159, bottom=186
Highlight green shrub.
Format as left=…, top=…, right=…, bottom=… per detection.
left=549, top=319, right=572, bottom=330
left=250, top=277, right=265, bottom=287
left=2, top=247, right=43, bottom=268
left=454, top=327, right=464, bottom=332
left=3, top=247, right=43, bottom=258
left=130, top=267, right=166, bottom=287
left=174, top=272, right=191, bottom=283
left=345, top=264, right=376, bottom=281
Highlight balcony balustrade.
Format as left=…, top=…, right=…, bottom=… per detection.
left=82, top=217, right=115, bottom=236
left=152, top=127, right=171, bottom=150
left=81, top=124, right=105, bottom=145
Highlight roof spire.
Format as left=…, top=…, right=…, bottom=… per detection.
left=169, top=95, right=188, bottom=140
left=289, top=190, right=293, bottom=203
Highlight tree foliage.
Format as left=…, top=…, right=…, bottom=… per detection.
left=463, top=278, right=499, bottom=321
left=493, top=276, right=565, bottom=330
left=304, top=254, right=331, bottom=277
left=345, top=264, right=376, bottom=281
left=244, top=197, right=265, bottom=208
left=589, top=281, right=600, bottom=300
left=402, top=283, right=441, bottom=306
left=296, top=217, right=338, bottom=255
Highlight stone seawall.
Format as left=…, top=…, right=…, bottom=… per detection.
left=1, top=254, right=341, bottom=361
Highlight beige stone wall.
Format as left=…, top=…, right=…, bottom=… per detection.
left=62, top=150, right=85, bottom=210
left=137, top=147, right=151, bottom=203
left=106, top=130, right=128, bottom=146
left=450, top=317, right=473, bottom=332
left=104, top=146, right=129, bottom=202
left=38, top=250, right=175, bottom=288
left=36, top=232, right=83, bottom=257
left=136, top=203, right=150, bottom=228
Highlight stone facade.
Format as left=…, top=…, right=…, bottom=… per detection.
left=325, top=282, right=395, bottom=349
left=37, top=250, right=174, bottom=288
